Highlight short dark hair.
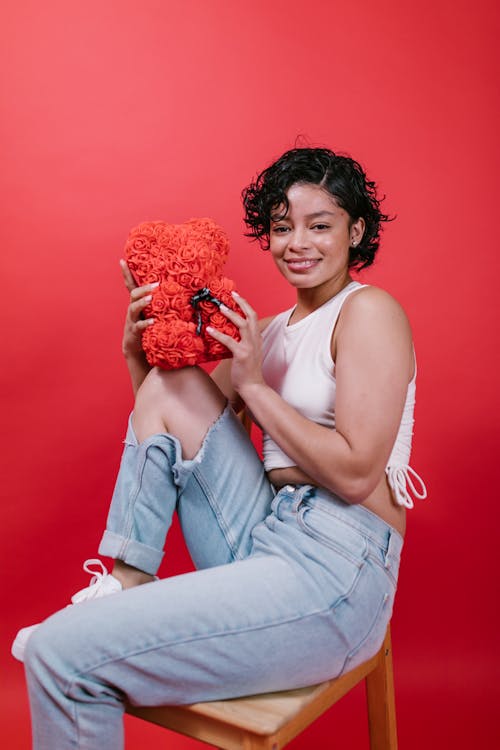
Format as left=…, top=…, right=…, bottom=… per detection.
left=242, top=147, right=391, bottom=269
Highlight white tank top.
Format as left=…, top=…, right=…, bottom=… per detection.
left=260, top=281, right=427, bottom=509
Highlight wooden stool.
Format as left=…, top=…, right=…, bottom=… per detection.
left=126, top=624, right=397, bottom=749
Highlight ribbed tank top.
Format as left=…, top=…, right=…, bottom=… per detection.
left=260, top=281, right=426, bottom=508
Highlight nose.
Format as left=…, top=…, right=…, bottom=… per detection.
left=287, top=227, right=310, bottom=251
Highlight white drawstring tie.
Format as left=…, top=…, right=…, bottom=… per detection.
left=386, top=465, right=427, bottom=509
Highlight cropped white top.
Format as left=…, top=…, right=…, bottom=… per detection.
left=260, top=281, right=427, bottom=509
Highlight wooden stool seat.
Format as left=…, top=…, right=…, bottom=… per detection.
left=127, top=626, right=397, bottom=749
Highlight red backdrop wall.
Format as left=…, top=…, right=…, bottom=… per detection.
left=1, top=1, right=499, bottom=748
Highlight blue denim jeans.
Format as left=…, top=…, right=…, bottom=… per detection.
left=24, top=404, right=403, bottom=749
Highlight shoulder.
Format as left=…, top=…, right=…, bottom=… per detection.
left=334, top=285, right=413, bottom=373
left=341, top=285, right=411, bottom=333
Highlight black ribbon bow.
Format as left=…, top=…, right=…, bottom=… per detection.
left=190, top=287, right=223, bottom=335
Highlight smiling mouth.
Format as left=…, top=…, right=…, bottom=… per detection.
left=285, top=259, right=321, bottom=271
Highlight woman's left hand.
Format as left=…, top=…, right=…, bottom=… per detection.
left=207, top=293, right=265, bottom=395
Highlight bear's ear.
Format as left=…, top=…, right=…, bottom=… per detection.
left=214, top=228, right=230, bottom=265
left=187, top=217, right=230, bottom=273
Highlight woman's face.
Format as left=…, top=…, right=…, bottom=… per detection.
left=269, top=182, right=364, bottom=297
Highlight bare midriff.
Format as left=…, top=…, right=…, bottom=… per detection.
left=267, top=466, right=406, bottom=538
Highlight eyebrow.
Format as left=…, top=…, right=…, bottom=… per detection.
left=270, top=210, right=337, bottom=222
left=304, top=211, right=337, bottom=219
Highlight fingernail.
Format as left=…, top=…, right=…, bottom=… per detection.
left=206, top=326, right=214, bottom=333
left=150, top=282, right=160, bottom=288
left=219, top=304, right=228, bottom=312
left=146, top=318, right=155, bottom=325
left=144, top=295, right=152, bottom=303
left=231, top=291, right=240, bottom=297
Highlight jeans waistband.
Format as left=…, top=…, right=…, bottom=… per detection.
left=274, top=484, right=404, bottom=557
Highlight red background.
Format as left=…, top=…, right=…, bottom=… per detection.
left=1, top=1, right=499, bottom=747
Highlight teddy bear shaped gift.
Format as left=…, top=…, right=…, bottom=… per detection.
left=125, top=217, right=241, bottom=370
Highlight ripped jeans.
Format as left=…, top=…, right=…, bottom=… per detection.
left=24, top=404, right=403, bottom=749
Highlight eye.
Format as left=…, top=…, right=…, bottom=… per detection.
left=271, top=225, right=290, bottom=234
left=311, top=223, right=330, bottom=231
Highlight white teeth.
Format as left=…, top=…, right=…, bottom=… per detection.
left=287, top=259, right=317, bottom=269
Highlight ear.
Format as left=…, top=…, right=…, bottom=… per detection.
left=350, top=217, right=365, bottom=247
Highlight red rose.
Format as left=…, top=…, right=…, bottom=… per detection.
left=210, top=311, right=239, bottom=341
left=190, top=275, right=207, bottom=290
left=210, top=277, right=235, bottom=296
left=218, top=289, right=239, bottom=312
left=196, top=245, right=212, bottom=264
left=178, top=244, right=199, bottom=263
left=196, top=298, right=216, bottom=316
left=128, top=235, right=152, bottom=252
left=177, top=272, right=197, bottom=290
left=206, top=338, right=229, bottom=357
left=168, top=258, right=190, bottom=277
left=169, top=293, right=193, bottom=322
left=153, top=222, right=171, bottom=239
left=162, top=279, right=183, bottom=296
left=209, top=311, right=228, bottom=329
left=151, top=296, right=167, bottom=313
left=137, top=222, right=158, bottom=237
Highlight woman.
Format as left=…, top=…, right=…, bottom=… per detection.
left=15, top=147, right=425, bottom=749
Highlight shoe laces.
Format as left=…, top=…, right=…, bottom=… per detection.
left=71, top=559, right=112, bottom=604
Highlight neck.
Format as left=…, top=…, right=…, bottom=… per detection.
left=294, top=273, right=353, bottom=319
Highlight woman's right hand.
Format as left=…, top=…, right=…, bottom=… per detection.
left=119, top=259, right=158, bottom=359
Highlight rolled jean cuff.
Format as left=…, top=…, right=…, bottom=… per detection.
left=98, top=530, right=164, bottom=575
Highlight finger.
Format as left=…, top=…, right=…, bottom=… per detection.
left=129, top=295, right=153, bottom=320
left=219, top=303, right=246, bottom=328
left=120, top=259, right=137, bottom=291
left=230, top=291, right=256, bottom=319
left=134, top=318, right=155, bottom=331
left=206, top=326, right=238, bottom=353
left=130, top=281, right=160, bottom=302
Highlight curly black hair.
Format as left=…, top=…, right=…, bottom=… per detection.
left=242, top=147, right=391, bottom=269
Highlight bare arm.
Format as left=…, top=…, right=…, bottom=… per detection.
left=209, top=289, right=413, bottom=504
left=119, top=259, right=156, bottom=396
left=209, top=316, right=275, bottom=412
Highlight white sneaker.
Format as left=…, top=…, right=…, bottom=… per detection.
left=11, top=559, right=122, bottom=663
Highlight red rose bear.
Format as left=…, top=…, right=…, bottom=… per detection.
left=125, top=217, right=241, bottom=370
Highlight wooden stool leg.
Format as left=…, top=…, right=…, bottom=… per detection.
left=365, top=628, right=398, bottom=750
